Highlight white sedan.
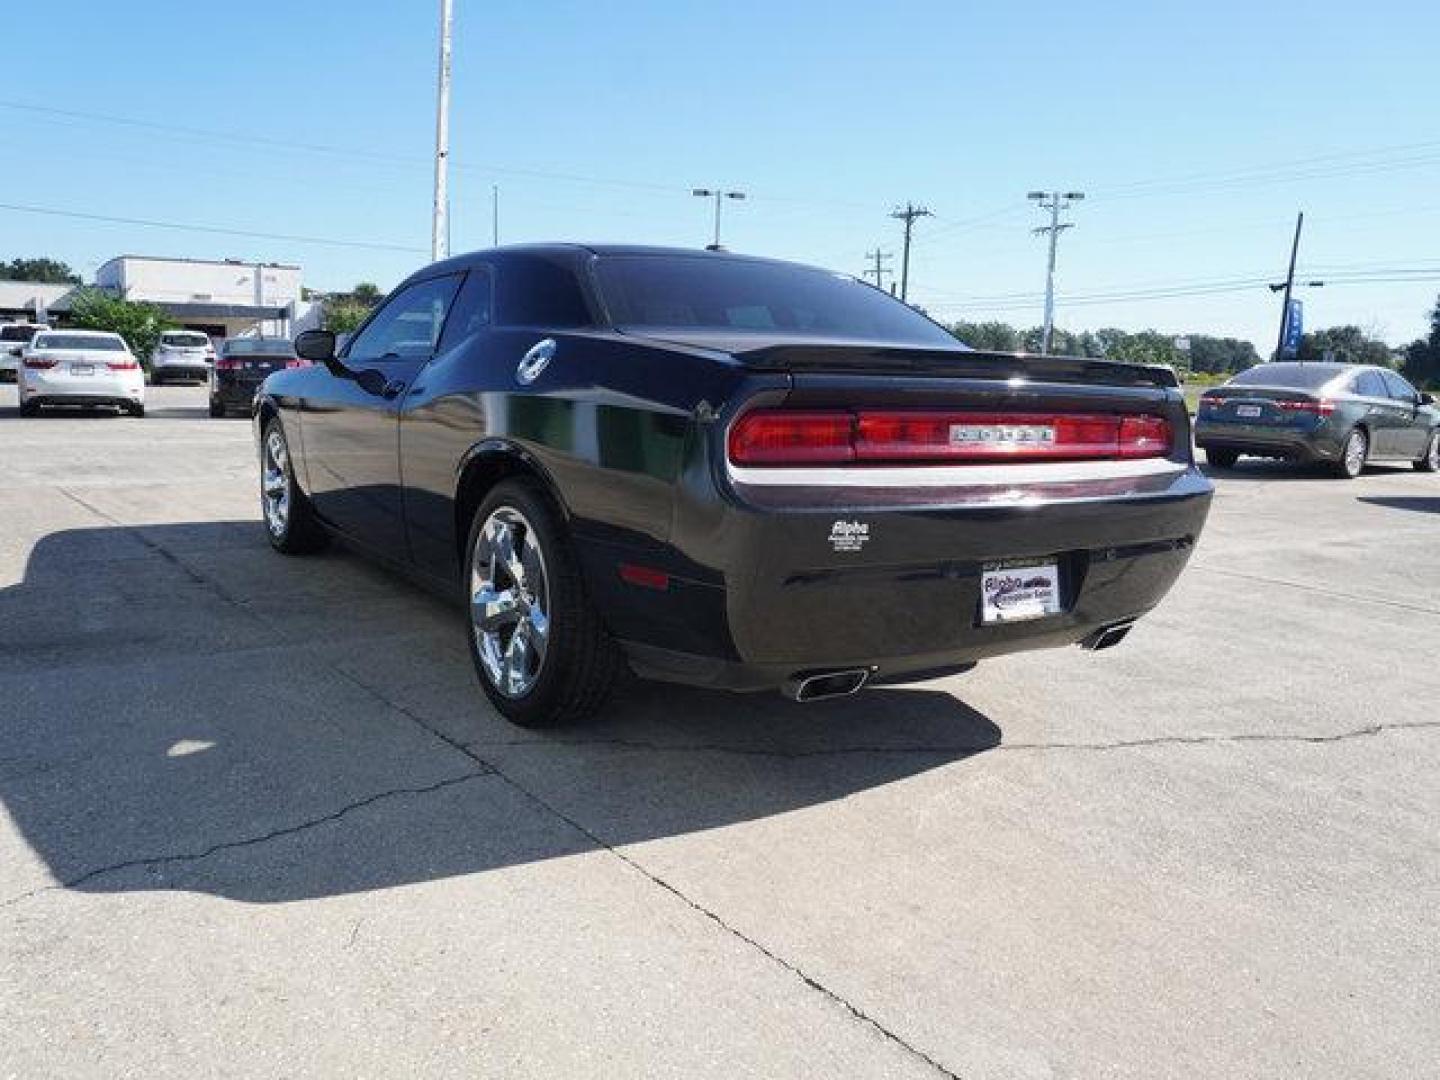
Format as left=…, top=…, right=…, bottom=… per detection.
left=17, top=329, right=146, bottom=417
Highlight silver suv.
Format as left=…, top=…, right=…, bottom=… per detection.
left=149, top=330, right=215, bottom=384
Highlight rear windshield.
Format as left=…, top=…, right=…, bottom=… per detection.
left=161, top=332, right=211, bottom=348
left=221, top=338, right=295, bottom=357
left=594, top=255, right=958, bottom=346
left=1229, top=363, right=1347, bottom=390
left=0, top=325, right=42, bottom=343
left=33, top=334, right=127, bottom=351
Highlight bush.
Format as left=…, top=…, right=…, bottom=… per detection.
left=67, top=289, right=174, bottom=370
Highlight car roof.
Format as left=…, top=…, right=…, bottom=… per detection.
left=411, top=243, right=833, bottom=281
left=35, top=328, right=122, bottom=338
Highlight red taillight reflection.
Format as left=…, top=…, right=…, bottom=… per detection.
left=106, top=359, right=139, bottom=371
left=285, top=358, right=309, bottom=369
left=729, top=409, right=1173, bottom=466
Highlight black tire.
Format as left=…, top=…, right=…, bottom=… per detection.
left=151, top=371, right=164, bottom=386
left=464, top=479, right=622, bottom=727
left=127, top=402, right=145, bottom=418
left=209, top=397, right=226, bottom=418
left=261, top=418, right=328, bottom=554
left=1415, top=431, right=1440, bottom=473
left=1334, top=427, right=1368, bottom=479
left=1204, top=447, right=1239, bottom=469
left=18, top=400, right=38, bottom=418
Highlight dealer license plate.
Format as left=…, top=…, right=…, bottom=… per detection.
left=1235, top=404, right=1262, bottom=418
left=70, top=364, right=95, bottom=376
left=981, top=560, right=1062, bottom=624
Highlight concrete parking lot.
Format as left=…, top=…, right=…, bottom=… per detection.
left=1, top=383, right=1437, bottom=1079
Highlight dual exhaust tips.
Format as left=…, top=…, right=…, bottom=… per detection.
left=784, top=619, right=1138, bottom=702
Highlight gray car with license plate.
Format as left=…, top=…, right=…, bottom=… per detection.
left=1195, top=362, right=1440, bottom=478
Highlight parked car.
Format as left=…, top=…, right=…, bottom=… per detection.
left=254, top=244, right=1212, bottom=726
left=18, top=329, right=145, bottom=417
left=210, top=337, right=301, bottom=417
left=0, top=321, right=49, bottom=381
left=149, top=330, right=215, bottom=384
left=1195, top=362, right=1440, bottom=477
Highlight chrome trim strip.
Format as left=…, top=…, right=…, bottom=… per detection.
left=729, top=457, right=1186, bottom=488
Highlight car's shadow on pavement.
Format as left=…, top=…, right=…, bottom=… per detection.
left=1201, top=460, right=1414, bottom=482
left=0, top=521, right=999, bottom=904
left=1357, top=495, right=1440, bottom=514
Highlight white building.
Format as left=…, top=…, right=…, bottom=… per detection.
left=0, top=280, right=73, bottom=324
left=92, top=255, right=310, bottom=339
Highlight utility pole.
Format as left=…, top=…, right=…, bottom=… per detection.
left=1028, top=190, right=1084, bottom=353
left=1273, top=212, right=1304, bottom=362
left=431, top=0, right=455, bottom=263
left=864, top=248, right=893, bottom=292
left=889, top=203, right=932, bottom=303
left=491, top=184, right=499, bottom=246
left=692, top=188, right=746, bottom=249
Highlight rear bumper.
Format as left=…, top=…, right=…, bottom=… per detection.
left=1195, top=419, right=1342, bottom=461
left=214, top=378, right=264, bottom=409
left=153, top=363, right=211, bottom=380
left=588, top=460, right=1213, bottom=691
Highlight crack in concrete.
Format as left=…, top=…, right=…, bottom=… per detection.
left=0, top=772, right=488, bottom=909
left=329, top=667, right=963, bottom=1080
left=462, top=719, right=1440, bottom=759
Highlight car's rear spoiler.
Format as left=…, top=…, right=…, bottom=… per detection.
left=733, top=344, right=1180, bottom=389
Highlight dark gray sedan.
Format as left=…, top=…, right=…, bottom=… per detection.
left=1195, top=362, right=1440, bottom=478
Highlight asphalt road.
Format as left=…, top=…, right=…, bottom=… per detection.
left=2, top=384, right=1437, bottom=1079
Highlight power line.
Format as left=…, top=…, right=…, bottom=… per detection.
left=0, top=201, right=427, bottom=253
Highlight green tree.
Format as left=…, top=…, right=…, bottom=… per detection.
left=352, top=282, right=382, bottom=305
left=1, top=257, right=81, bottom=284
left=1402, top=296, right=1440, bottom=388
left=323, top=296, right=371, bottom=334
left=66, top=289, right=174, bottom=368
left=951, top=320, right=1021, bottom=352
left=1295, top=325, right=1394, bottom=367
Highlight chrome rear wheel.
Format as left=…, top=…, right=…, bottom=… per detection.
left=469, top=507, right=550, bottom=699
left=262, top=428, right=291, bottom=537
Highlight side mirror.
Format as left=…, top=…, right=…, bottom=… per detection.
left=1419, top=392, right=1435, bottom=406
left=294, top=329, right=337, bottom=362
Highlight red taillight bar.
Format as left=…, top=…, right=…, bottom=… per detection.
left=22, top=357, right=58, bottom=369
left=106, top=359, right=139, bottom=371
left=728, top=410, right=1174, bottom=466
left=1275, top=398, right=1335, bottom=415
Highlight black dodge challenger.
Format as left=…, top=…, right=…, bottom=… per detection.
left=254, top=245, right=1212, bottom=726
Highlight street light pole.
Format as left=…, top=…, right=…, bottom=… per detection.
left=692, top=188, right=747, bottom=248
left=431, top=0, right=455, bottom=263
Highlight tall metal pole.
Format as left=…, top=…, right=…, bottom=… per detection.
left=890, top=203, right=932, bottom=303
left=491, top=184, right=499, bottom=246
left=431, top=0, right=455, bottom=263
left=1274, top=211, right=1304, bottom=362
left=712, top=192, right=722, bottom=248
left=1041, top=196, right=1061, bottom=354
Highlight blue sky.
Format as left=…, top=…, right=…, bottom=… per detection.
left=3, top=0, right=1437, bottom=349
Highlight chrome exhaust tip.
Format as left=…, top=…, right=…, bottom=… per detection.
left=784, top=668, right=871, bottom=702
left=1080, top=620, right=1136, bottom=652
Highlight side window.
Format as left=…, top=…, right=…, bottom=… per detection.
left=1381, top=370, right=1418, bottom=402
left=345, top=274, right=462, bottom=362
left=437, top=266, right=494, bottom=353
left=494, top=254, right=592, bottom=328
left=1354, top=371, right=1387, bottom=398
